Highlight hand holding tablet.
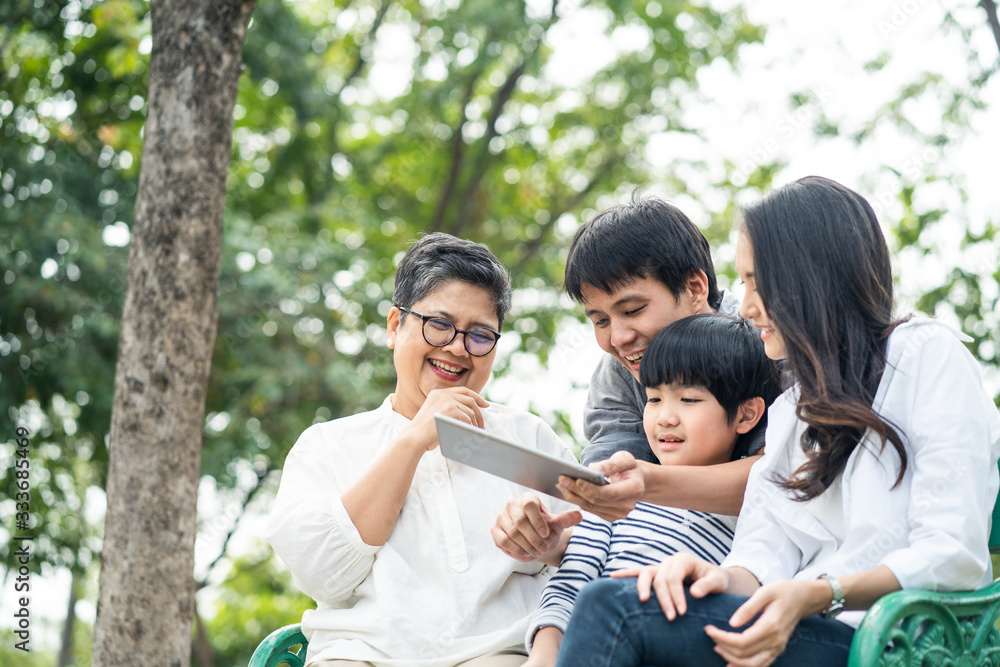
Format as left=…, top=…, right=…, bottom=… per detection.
left=435, top=414, right=609, bottom=499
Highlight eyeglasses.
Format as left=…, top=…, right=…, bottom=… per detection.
left=396, top=306, right=501, bottom=357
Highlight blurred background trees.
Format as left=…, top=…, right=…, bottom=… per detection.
left=1, top=0, right=997, bottom=665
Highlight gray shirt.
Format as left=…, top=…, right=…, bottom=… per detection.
left=580, top=290, right=764, bottom=466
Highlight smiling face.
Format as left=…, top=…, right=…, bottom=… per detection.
left=581, top=276, right=706, bottom=380
left=642, top=383, right=740, bottom=466
left=387, top=280, right=499, bottom=420
left=735, top=232, right=788, bottom=361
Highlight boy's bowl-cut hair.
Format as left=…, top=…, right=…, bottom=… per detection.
left=640, top=313, right=783, bottom=460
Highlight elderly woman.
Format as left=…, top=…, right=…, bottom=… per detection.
left=267, top=233, right=579, bottom=667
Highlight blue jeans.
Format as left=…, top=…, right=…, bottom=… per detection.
left=554, top=578, right=855, bottom=667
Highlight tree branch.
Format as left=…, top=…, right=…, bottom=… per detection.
left=57, top=572, right=79, bottom=667
left=196, top=466, right=272, bottom=587
left=317, top=0, right=392, bottom=203
left=0, top=9, right=34, bottom=87
left=515, top=151, right=622, bottom=272
left=981, top=0, right=1000, bottom=59
left=343, top=0, right=392, bottom=90
left=449, top=45, right=539, bottom=236
left=431, top=66, right=483, bottom=231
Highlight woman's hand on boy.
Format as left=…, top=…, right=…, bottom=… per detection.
left=555, top=451, right=645, bottom=521
left=492, top=493, right=582, bottom=565
left=613, top=553, right=730, bottom=620
left=614, top=553, right=817, bottom=667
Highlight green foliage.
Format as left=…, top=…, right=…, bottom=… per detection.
left=0, top=628, right=57, bottom=666
left=857, top=10, right=1000, bottom=409
left=1, top=0, right=139, bottom=582
left=5, top=1, right=998, bottom=664
left=2, top=0, right=765, bottom=662
left=201, top=0, right=765, bottom=490
left=202, top=551, right=313, bottom=667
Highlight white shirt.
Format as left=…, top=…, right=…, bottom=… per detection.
left=786, top=432, right=846, bottom=541
left=723, top=317, right=1000, bottom=628
left=266, top=397, right=577, bottom=666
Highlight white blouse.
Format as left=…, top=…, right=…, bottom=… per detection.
left=266, top=396, right=576, bottom=666
left=723, top=317, right=1000, bottom=628
left=785, top=432, right=846, bottom=541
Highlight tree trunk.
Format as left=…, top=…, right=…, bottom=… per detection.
left=57, top=571, right=78, bottom=667
left=91, top=1, right=257, bottom=665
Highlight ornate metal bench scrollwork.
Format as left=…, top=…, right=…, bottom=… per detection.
left=248, top=624, right=308, bottom=667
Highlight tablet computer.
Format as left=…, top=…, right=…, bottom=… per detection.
left=435, top=414, right=609, bottom=499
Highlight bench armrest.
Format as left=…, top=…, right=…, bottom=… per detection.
left=248, top=623, right=308, bottom=667
left=847, top=581, right=1000, bottom=666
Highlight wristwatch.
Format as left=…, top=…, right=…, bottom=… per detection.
left=817, top=574, right=845, bottom=619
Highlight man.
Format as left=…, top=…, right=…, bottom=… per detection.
left=492, top=196, right=763, bottom=565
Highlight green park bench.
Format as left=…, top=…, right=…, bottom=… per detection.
left=249, top=469, right=1000, bottom=666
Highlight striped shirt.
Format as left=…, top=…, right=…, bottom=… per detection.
left=526, top=502, right=738, bottom=647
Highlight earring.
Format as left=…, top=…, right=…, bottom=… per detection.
left=387, top=338, right=394, bottom=348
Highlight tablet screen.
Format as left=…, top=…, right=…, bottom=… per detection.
left=435, top=414, right=608, bottom=499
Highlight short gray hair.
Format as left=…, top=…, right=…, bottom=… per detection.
left=392, top=233, right=512, bottom=327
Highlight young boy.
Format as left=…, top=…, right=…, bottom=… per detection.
left=522, top=314, right=782, bottom=666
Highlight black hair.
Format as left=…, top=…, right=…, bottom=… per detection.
left=393, top=232, right=512, bottom=327
left=564, top=194, right=721, bottom=310
left=741, top=176, right=906, bottom=500
left=639, top=313, right=782, bottom=460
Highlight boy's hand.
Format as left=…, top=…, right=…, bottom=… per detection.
left=492, top=493, right=581, bottom=563
left=555, top=451, right=645, bottom=521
